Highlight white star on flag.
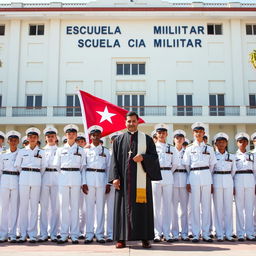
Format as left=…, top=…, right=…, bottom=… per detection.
left=96, top=106, right=116, bottom=124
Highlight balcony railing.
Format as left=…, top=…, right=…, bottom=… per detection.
left=53, top=106, right=82, bottom=117
left=12, top=107, right=47, bottom=117
left=209, top=106, right=240, bottom=116
left=173, top=106, right=202, bottom=116
left=122, top=106, right=166, bottom=116
left=246, top=106, right=256, bottom=116
left=0, top=107, right=6, bottom=117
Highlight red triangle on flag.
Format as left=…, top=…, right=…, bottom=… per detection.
left=78, top=90, right=145, bottom=139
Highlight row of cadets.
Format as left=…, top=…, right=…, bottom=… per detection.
left=82, top=126, right=111, bottom=244
left=152, top=124, right=179, bottom=242
left=53, top=124, right=86, bottom=244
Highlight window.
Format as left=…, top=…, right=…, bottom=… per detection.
left=26, top=95, right=42, bottom=108
left=249, top=94, right=256, bottom=107
left=209, top=94, right=225, bottom=116
left=66, top=95, right=81, bottom=116
left=117, top=94, right=145, bottom=116
left=177, top=95, right=193, bottom=116
left=0, top=25, right=5, bottom=36
left=0, top=95, right=2, bottom=107
left=116, top=63, right=146, bottom=75
left=207, top=24, right=223, bottom=35
left=29, top=24, right=45, bottom=36
left=246, top=24, right=256, bottom=35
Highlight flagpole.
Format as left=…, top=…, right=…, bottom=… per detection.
left=77, top=90, right=90, bottom=143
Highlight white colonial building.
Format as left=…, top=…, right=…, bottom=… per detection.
left=0, top=0, right=256, bottom=150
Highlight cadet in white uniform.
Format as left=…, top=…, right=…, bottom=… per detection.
left=152, top=124, right=178, bottom=242
left=76, top=132, right=87, bottom=239
left=183, top=122, right=217, bottom=243
left=172, top=130, right=189, bottom=241
left=14, top=127, right=46, bottom=243
left=0, top=131, right=6, bottom=152
left=251, top=132, right=256, bottom=237
left=39, top=127, right=60, bottom=242
left=105, top=131, right=123, bottom=242
left=212, top=133, right=236, bottom=242
left=0, top=131, right=21, bottom=243
left=234, top=132, right=256, bottom=241
left=82, top=126, right=111, bottom=244
left=54, top=124, right=86, bottom=244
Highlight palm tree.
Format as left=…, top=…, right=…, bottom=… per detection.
left=250, top=50, right=256, bottom=69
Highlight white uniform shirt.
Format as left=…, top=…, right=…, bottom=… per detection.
left=154, top=142, right=178, bottom=185
left=213, top=151, right=236, bottom=188
left=53, top=143, right=86, bottom=186
left=83, top=144, right=110, bottom=187
left=0, top=149, right=19, bottom=189
left=234, top=150, right=256, bottom=188
left=183, top=141, right=217, bottom=186
left=42, top=145, right=59, bottom=186
left=173, top=147, right=188, bottom=188
left=14, top=146, right=46, bottom=186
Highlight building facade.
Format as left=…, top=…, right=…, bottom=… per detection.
left=0, top=0, right=256, bottom=150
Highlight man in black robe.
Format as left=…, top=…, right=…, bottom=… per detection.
left=108, top=111, right=162, bottom=249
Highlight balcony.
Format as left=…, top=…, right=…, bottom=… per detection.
left=173, top=106, right=202, bottom=116
left=12, top=107, right=47, bottom=117
left=0, top=107, right=6, bottom=117
left=246, top=106, right=256, bottom=116
left=53, top=106, right=82, bottom=117
left=122, top=106, right=166, bottom=116
left=209, top=106, right=240, bottom=116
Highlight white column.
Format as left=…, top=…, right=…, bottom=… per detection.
left=230, top=19, right=244, bottom=105
left=7, top=20, right=21, bottom=107
left=167, top=124, right=174, bottom=144
left=47, top=19, right=61, bottom=106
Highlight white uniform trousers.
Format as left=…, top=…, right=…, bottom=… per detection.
left=40, top=185, right=60, bottom=239
left=79, top=191, right=86, bottom=236
left=254, top=198, right=256, bottom=235
left=213, top=187, right=233, bottom=238
left=85, top=186, right=105, bottom=240
left=187, top=194, right=192, bottom=235
left=152, top=182, right=173, bottom=239
left=19, top=185, right=40, bottom=239
left=59, top=185, right=80, bottom=240
left=172, top=187, right=188, bottom=238
left=235, top=187, right=255, bottom=237
left=105, top=186, right=115, bottom=239
left=190, top=185, right=211, bottom=238
left=0, top=187, right=19, bottom=239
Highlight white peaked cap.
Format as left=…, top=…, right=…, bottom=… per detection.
left=26, top=127, right=41, bottom=136
left=6, top=131, right=21, bottom=139
left=64, top=124, right=79, bottom=133
left=235, top=132, right=250, bottom=141
left=213, top=132, right=229, bottom=142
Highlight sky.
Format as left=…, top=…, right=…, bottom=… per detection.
left=0, top=0, right=255, bottom=4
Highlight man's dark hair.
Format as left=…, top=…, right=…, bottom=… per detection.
left=126, top=111, right=139, bottom=120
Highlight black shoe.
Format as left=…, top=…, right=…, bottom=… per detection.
left=29, top=239, right=37, bottom=244
left=84, top=239, right=93, bottom=244
left=97, top=239, right=105, bottom=244
left=209, top=234, right=214, bottom=239
left=181, top=237, right=190, bottom=241
left=238, top=237, right=245, bottom=242
left=18, top=238, right=27, bottom=243
left=57, top=235, right=61, bottom=239
left=166, top=238, right=174, bottom=243
left=153, top=238, right=161, bottom=243
left=38, top=238, right=48, bottom=243
left=106, top=238, right=113, bottom=243
left=203, top=238, right=213, bottom=243
left=188, top=234, right=194, bottom=239
left=217, top=239, right=224, bottom=242
left=72, top=240, right=79, bottom=244
left=79, top=235, right=85, bottom=240
left=192, top=238, right=199, bottom=243
left=232, top=234, right=237, bottom=239
left=57, top=239, right=68, bottom=244
left=246, top=237, right=256, bottom=241
left=0, top=239, right=8, bottom=243
left=51, top=238, right=58, bottom=242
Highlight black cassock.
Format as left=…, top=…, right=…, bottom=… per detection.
left=108, top=131, right=161, bottom=241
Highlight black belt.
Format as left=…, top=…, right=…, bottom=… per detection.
left=190, top=166, right=209, bottom=171
left=160, top=167, right=172, bottom=171
left=236, top=170, right=253, bottom=174
left=174, top=169, right=187, bottom=173
left=22, top=168, right=40, bottom=172
left=61, top=168, right=80, bottom=171
left=214, top=171, right=231, bottom=175
left=86, top=168, right=105, bottom=173
left=2, top=171, right=19, bottom=176
left=45, top=168, right=58, bottom=172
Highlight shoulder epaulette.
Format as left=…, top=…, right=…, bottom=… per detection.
left=187, top=143, right=193, bottom=147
